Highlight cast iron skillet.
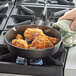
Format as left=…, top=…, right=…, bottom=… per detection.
left=5, top=25, right=62, bottom=58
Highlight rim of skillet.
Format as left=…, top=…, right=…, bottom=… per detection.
left=5, top=24, right=62, bottom=51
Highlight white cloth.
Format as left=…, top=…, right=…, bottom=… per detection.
left=52, top=20, right=76, bottom=47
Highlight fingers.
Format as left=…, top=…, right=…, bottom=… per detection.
left=58, top=16, right=76, bottom=29
left=58, top=11, right=74, bottom=21
left=58, top=16, right=67, bottom=21
left=70, top=19, right=76, bottom=29
left=58, top=8, right=76, bottom=30
left=58, top=15, right=73, bottom=21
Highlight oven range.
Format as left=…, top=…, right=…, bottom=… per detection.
left=0, top=0, right=75, bottom=76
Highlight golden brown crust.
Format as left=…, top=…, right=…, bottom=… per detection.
left=24, top=28, right=59, bottom=44
left=12, top=39, right=28, bottom=49
left=12, top=28, right=59, bottom=49
left=24, top=28, right=44, bottom=40
left=16, top=34, right=23, bottom=39
left=46, top=36, right=59, bottom=44
left=29, top=36, right=54, bottom=49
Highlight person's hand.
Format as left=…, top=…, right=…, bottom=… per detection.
left=58, top=8, right=76, bottom=29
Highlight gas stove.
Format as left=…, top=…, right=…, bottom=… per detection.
left=0, top=0, right=75, bottom=76
left=0, top=42, right=68, bottom=76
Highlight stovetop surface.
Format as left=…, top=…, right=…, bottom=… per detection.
left=0, top=0, right=74, bottom=76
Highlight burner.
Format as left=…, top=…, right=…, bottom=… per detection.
left=30, top=59, right=43, bottom=65
left=16, top=57, right=43, bottom=65
left=15, top=43, right=65, bottom=66
left=16, top=56, right=26, bottom=65
left=16, top=57, right=62, bottom=66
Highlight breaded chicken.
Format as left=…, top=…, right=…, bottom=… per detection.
left=12, top=39, right=28, bottom=49
left=29, top=36, right=54, bottom=49
left=16, top=34, right=23, bottom=39
left=24, top=28, right=44, bottom=40
left=24, top=28, right=59, bottom=44
left=46, top=36, right=59, bottom=44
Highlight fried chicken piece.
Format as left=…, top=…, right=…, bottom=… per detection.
left=12, top=39, right=28, bottom=49
left=24, top=28, right=59, bottom=44
left=24, top=28, right=44, bottom=40
left=29, top=36, right=54, bottom=49
left=16, top=34, right=23, bottom=39
left=46, top=36, right=59, bottom=44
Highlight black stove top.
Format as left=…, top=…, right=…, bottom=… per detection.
left=0, top=42, right=68, bottom=76
left=4, top=4, right=74, bottom=31
left=0, top=0, right=75, bottom=76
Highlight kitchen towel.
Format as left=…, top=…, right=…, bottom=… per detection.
left=52, top=20, right=76, bottom=47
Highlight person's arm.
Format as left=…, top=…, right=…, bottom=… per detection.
left=58, top=8, right=76, bottom=29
